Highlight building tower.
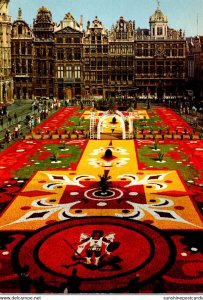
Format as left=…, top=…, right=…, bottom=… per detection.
left=134, top=0, right=187, bottom=98
left=149, top=0, right=168, bottom=40
left=0, top=0, right=13, bottom=103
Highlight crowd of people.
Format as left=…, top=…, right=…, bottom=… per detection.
left=179, top=101, right=203, bottom=128
left=4, top=123, right=21, bottom=142
left=17, top=264, right=166, bottom=294
left=31, top=97, right=62, bottom=113
left=160, top=97, right=203, bottom=129
left=0, top=98, right=62, bottom=144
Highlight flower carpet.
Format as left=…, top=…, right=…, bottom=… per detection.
left=32, top=107, right=89, bottom=134
left=155, top=107, right=193, bottom=132
left=80, top=109, right=150, bottom=120
left=0, top=106, right=202, bottom=294
left=30, top=106, right=195, bottom=136
left=148, top=107, right=194, bottom=133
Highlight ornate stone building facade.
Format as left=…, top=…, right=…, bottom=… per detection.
left=32, top=6, right=55, bottom=99
left=108, top=17, right=135, bottom=98
left=135, top=5, right=187, bottom=98
left=0, top=0, right=13, bottom=103
left=7, top=2, right=190, bottom=101
left=54, top=13, right=83, bottom=99
left=83, top=16, right=109, bottom=98
left=11, top=8, right=33, bottom=100
left=187, top=35, right=203, bottom=98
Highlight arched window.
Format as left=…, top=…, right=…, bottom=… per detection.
left=18, top=25, right=22, bottom=35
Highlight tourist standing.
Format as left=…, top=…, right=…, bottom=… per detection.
left=18, top=265, right=31, bottom=293
left=153, top=277, right=166, bottom=293
left=35, top=275, right=46, bottom=293
left=63, top=268, right=81, bottom=293
left=128, top=274, right=140, bottom=293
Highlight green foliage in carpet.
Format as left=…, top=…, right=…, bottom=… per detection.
left=14, top=143, right=83, bottom=179
left=137, top=143, right=199, bottom=182
left=134, top=111, right=169, bottom=132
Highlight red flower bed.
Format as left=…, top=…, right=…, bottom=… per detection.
left=33, top=107, right=77, bottom=134
left=153, top=108, right=193, bottom=133
left=0, top=139, right=86, bottom=182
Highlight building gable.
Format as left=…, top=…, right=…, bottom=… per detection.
left=55, top=26, right=82, bottom=35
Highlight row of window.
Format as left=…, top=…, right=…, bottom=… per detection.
left=84, top=45, right=108, bottom=54
left=110, top=58, right=134, bottom=67
left=89, top=35, right=103, bottom=44
left=13, top=65, right=32, bottom=74
left=84, top=57, right=108, bottom=65
left=84, top=58, right=134, bottom=66
left=36, top=48, right=53, bottom=57
left=12, top=44, right=32, bottom=55
left=57, top=65, right=81, bottom=79
left=135, top=67, right=185, bottom=74
left=136, top=48, right=184, bottom=57
left=37, top=62, right=54, bottom=76
left=110, top=45, right=134, bottom=54
left=136, top=43, right=184, bottom=49
left=12, top=59, right=185, bottom=74
left=56, top=37, right=81, bottom=44
left=152, top=27, right=167, bottom=36
left=57, top=48, right=81, bottom=60
left=137, top=59, right=185, bottom=64
left=116, top=32, right=128, bottom=40
left=85, top=72, right=108, bottom=81
left=36, top=79, right=54, bottom=85
left=12, top=58, right=32, bottom=74
left=12, top=46, right=184, bottom=58
left=110, top=74, right=133, bottom=81
left=11, top=42, right=185, bottom=57
left=12, top=65, right=185, bottom=77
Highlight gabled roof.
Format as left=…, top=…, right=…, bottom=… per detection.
left=13, top=19, right=31, bottom=28
left=54, top=26, right=82, bottom=34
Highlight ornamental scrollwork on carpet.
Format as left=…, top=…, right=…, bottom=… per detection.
left=0, top=197, right=87, bottom=229
left=118, top=173, right=170, bottom=190
left=115, top=197, right=202, bottom=228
